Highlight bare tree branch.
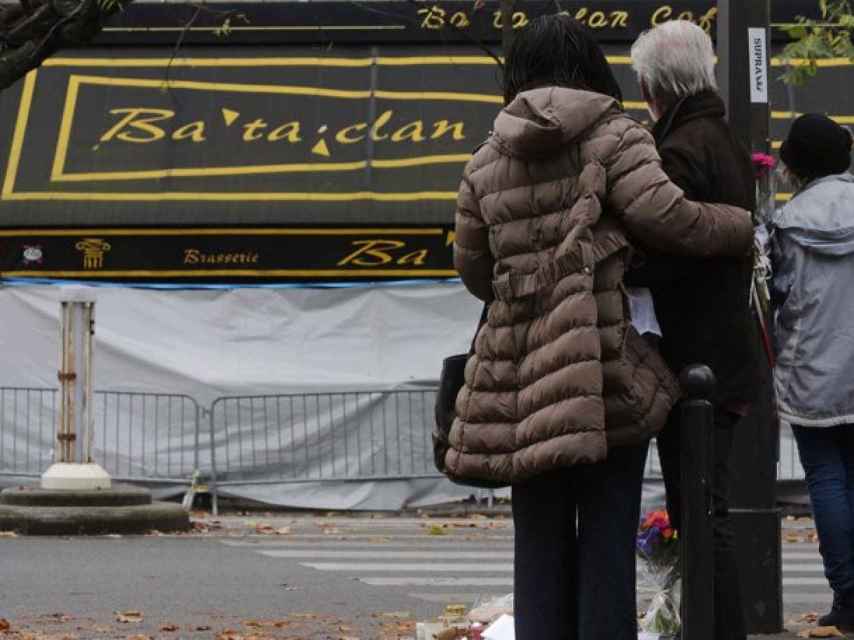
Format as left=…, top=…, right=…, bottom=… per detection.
left=0, top=0, right=127, bottom=90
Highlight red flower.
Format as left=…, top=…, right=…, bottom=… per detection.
left=641, top=509, right=672, bottom=531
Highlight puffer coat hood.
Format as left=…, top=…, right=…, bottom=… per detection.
left=771, top=172, right=854, bottom=427
left=492, top=89, right=616, bottom=156
left=446, top=87, right=753, bottom=486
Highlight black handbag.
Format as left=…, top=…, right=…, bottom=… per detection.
left=433, top=305, right=503, bottom=488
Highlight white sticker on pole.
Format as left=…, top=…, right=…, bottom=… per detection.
left=748, top=27, right=769, bottom=104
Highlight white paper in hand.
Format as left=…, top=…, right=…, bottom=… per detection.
left=483, top=614, right=515, bottom=640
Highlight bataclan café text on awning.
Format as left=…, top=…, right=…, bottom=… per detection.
left=0, top=1, right=846, bottom=282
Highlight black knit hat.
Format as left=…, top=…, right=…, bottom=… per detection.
left=780, top=113, right=853, bottom=181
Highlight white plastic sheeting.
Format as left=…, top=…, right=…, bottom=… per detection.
left=0, top=282, right=490, bottom=508
left=0, top=282, right=804, bottom=509
left=0, top=283, right=482, bottom=400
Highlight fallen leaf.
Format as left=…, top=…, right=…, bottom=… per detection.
left=255, top=524, right=275, bottom=534
left=785, top=533, right=802, bottom=543
left=435, top=627, right=468, bottom=640
left=216, top=630, right=244, bottom=640
left=243, top=620, right=264, bottom=628
left=275, top=527, right=291, bottom=535
left=427, top=524, right=447, bottom=536
left=0, top=619, right=10, bottom=632
left=43, top=614, right=73, bottom=623
left=195, top=625, right=212, bottom=631
left=0, top=532, right=18, bottom=538
left=798, top=627, right=844, bottom=638
left=114, top=611, right=143, bottom=624
left=379, top=612, right=411, bottom=620
left=126, top=635, right=153, bottom=640
left=159, top=623, right=180, bottom=632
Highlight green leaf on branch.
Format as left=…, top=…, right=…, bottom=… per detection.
left=781, top=0, right=854, bottom=86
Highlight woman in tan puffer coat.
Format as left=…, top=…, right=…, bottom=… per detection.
left=449, top=15, right=754, bottom=640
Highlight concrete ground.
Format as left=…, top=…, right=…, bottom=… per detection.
left=0, top=508, right=837, bottom=640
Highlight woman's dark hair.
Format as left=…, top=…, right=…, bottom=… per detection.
left=502, top=14, right=623, bottom=106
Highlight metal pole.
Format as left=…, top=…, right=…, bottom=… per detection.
left=679, top=365, right=716, bottom=640
left=718, top=2, right=783, bottom=633
left=42, top=291, right=111, bottom=490
left=84, top=302, right=95, bottom=463
left=500, top=0, right=514, bottom=57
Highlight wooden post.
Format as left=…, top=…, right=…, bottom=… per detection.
left=679, top=365, right=716, bottom=640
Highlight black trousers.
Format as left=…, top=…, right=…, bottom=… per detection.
left=511, top=442, right=649, bottom=640
left=657, top=408, right=748, bottom=640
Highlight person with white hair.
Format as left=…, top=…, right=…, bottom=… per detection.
left=629, top=20, right=760, bottom=640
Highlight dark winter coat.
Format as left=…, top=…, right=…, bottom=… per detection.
left=446, top=87, right=754, bottom=486
left=626, top=91, right=761, bottom=412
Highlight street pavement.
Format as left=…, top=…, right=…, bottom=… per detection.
left=0, top=512, right=836, bottom=639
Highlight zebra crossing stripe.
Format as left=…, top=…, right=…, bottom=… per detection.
left=783, top=564, right=825, bottom=573
left=360, top=577, right=514, bottom=587
left=783, top=552, right=823, bottom=560
left=301, top=562, right=514, bottom=572
left=259, top=550, right=513, bottom=560
left=784, top=578, right=832, bottom=586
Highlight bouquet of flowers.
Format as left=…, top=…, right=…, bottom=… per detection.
left=751, top=152, right=778, bottom=368
left=637, top=509, right=681, bottom=638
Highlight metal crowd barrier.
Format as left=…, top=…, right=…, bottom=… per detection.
left=0, top=387, right=202, bottom=485
left=0, top=384, right=804, bottom=512
left=92, top=391, right=201, bottom=484
left=207, top=389, right=439, bottom=514
left=0, top=387, right=57, bottom=477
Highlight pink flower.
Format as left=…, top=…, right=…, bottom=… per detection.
left=752, top=152, right=777, bottom=178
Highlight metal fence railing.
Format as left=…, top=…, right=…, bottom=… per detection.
left=209, top=390, right=439, bottom=482
left=0, top=387, right=57, bottom=477
left=208, top=389, right=439, bottom=512
left=0, top=388, right=203, bottom=485
left=92, top=392, right=202, bottom=484
left=0, top=384, right=806, bottom=511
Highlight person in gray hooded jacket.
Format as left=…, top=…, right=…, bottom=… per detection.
left=771, top=113, right=854, bottom=629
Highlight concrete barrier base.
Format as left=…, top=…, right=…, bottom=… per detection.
left=0, top=484, right=190, bottom=535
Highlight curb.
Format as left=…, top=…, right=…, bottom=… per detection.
left=0, top=502, right=191, bottom=535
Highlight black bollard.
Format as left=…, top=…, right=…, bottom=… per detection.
left=679, top=365, right=716, bottom=640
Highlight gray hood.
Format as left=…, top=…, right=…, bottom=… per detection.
left=773, top=173, right=854, bottom=256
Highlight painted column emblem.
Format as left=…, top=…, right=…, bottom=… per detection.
left=75, top=238, right=112, bottom=269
